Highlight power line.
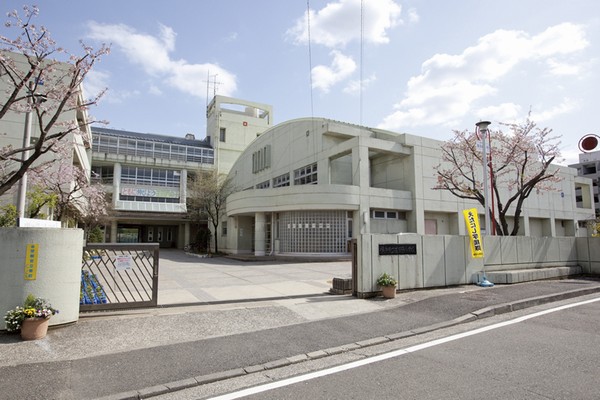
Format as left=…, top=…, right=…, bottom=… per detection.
left=306, top=0, right=315, bottom=121
left=360, top=0, right=364, bottom=127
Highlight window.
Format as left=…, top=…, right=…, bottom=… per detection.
left=222, top=221, right=227, bottom=236
left=92, top=133, right=214, bottom=164
left=256, top=180, right=270, bottom=189
left=373, top=210, right=386, bottom=219
left=273, top=173, right=290, bottom=188
left=294, top=163, right=318, bottom=185
left=252, top=145, right=271, bottom=173
left=372, top=210, right=404, bottom=219
left=119, top=167, right=180, bottom=187
left=91, top=166, right=114, bottom=183
left=220, top=128, right=226, bottom=142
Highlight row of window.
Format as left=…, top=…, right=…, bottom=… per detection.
left=255, top=163, right=317, bottom=189
left=121, top=166, right=181, bottom=188
left=294, top=163, right=317, bottom=185
left=119, top=195, right=180, bottom=203
left=93, top=134, right=214, bottom=164
left=371, top=210, right=406, bottom=220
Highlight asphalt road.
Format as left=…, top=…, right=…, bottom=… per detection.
left=209, top=296, right=600, bottom=400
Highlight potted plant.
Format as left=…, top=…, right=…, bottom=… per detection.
left=4, top=294, right=59, bottom=340
left=376, top=272, right=398, bottom=299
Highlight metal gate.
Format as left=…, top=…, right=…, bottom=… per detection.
left=80, top=243, right=159, bottom=311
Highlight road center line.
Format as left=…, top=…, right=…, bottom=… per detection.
left=208, top=296, right=600, bottom=400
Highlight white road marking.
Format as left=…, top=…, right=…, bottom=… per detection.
left=208, top=296, right=600, bottom=400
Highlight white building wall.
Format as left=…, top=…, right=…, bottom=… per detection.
left=224, top=117, right=595, bottom=256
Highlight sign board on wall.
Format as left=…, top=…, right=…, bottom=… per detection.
left=24, top=243, right=39, bottom=280
left=378, top=243, right=417, bottom=255
left=18, top=218, right=61, bottom=228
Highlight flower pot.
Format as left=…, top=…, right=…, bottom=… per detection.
left=20, top=317, right=50, bottom=341
left=382, top=285, right=397, bottom=299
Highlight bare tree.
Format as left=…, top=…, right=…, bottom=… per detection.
left=434, top=117, right=563, bottom=235
left=0, top=5, right=109, bottom=196
left=187, top=170, right=236, bottom=254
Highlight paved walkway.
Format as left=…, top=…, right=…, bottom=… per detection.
left=1, top=249, right=599, bottom=400
left=158, top=249, right=351, bottom=305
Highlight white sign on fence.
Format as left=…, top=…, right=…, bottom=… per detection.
left=115, top=255, right=133, bottom=271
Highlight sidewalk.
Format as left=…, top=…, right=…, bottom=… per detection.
left=1, top=273, right=600, bottom=400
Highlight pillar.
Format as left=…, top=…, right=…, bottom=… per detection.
left=110, top=219, right=117, bottom=243
left=254, top=212, right=266, bottom=256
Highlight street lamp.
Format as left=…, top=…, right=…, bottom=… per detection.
left=475, top=120, right=491, bottom=235
left=475, top=120, right=494, bottom=287
left=16, top=84, right=47, bottom=220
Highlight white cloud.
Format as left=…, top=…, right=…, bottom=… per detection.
left=530, top=98, right=580, bottom=123
left=83, top=69, right=109, bottom=100
left=86, top=22, right=237, bottom=98
left=378, top=23, right=589, bottom=132
left=148, top=85, right=163, bottom=96
left=343, top=73, right=377, bottom=94
left=406, top=8, right=419, bottom=24
left=312, top=51, right=357, bottom=93
left=84, top=69, right=140, bottom=104
left=476, top=103, right=522, bottom=122
left=546, top=59, right=581, bottom=76
left=287, top=0, right=402, bottom=48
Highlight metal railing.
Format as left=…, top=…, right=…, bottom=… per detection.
left=80, top=243, right=159, bottom=311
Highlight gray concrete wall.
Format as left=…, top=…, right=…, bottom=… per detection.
left=0, top=228, right=83, bottom=330
left=576, top=237, right=600, bottom=274
left=358, top=233, right=594, bottom=297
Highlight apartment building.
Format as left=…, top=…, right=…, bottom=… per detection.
left=570, top=149, right=600, bottom=216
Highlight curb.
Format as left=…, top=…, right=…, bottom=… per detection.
left=96, top=286, right=600, bottom=400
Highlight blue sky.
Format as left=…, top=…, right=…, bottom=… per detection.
left=3, top=0, right=599, bottom=164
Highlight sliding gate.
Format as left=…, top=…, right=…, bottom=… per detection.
left=80, top=243, right=159, bottom=311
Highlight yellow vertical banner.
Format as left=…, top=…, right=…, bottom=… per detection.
left=463, top=209, right=484, bottom=258
left=24, top=243, right=39, bottom=280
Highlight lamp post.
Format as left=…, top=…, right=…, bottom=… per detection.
left=475, top=121, right=491, bottom=235
left=475, top=120, right=493, bottom=288
left=16, top=83, right=47, bottom=220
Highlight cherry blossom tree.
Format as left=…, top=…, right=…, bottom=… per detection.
left=434, top=117, right=563, bottom=236
left=0, top=5, right=109, bottom=196
left=29, top=149, right=109, bottom=232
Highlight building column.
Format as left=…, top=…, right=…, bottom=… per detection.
left=179, top=169, right=187, bottom=205
left=110, top=220, right=118, bottom=243
left=184, top=222, right=190, bottom=247
left=352, top=142, right=371, bottom=235
left=113, top=163, right=121, bottom=208
left=254, top=212, right=266, bottom=256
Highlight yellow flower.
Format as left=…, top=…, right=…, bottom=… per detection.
left=24, top=308, right=36, bottom=318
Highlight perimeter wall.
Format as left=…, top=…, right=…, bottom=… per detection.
left=357, top=234, right=600, bottom=297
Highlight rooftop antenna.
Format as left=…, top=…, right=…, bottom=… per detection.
left=204, top=72, right=223, bottom=109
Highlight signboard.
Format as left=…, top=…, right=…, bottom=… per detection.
left=120, top=187, right=179, bottom=198
left=115, top=255, right=133, bottom=271
left=463, top=208, right=484, bottom=258
left=379, top=243, right=417, bottom=256
left=24, top=244, right=39, bottom=280
left=18, top=218, right=61, bottom=228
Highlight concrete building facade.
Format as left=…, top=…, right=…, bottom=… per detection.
left=0, top=51, right=92, bottom=219
left=223, top=118, right=596, bottom=256
left=570, top=149, right=600, bottom=216
left=90, top=96, right=273, bottom=248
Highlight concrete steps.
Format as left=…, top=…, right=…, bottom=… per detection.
left=478, top=265, right=583, bottom=284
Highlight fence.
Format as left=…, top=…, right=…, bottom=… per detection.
left=80, top=243, right=159, bottom=311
